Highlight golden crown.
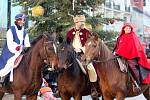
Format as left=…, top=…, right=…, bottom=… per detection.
left=73, top=15, right=86, bottom=23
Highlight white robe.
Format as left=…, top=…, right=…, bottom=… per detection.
left=0, top=25, right=30, bottom=81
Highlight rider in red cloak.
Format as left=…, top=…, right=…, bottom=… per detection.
left=114, top=23, right=150, bottom=84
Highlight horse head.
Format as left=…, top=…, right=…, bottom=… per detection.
left=57, top=41, right=76, bottom=69
left=38, top=34, right=58, bottom=70
left=81, top=33, right=101, bottom=65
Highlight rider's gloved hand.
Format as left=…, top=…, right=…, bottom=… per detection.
left=21, top=47, right=30, bottom=55
left=16, top=46, right=21, bottom=51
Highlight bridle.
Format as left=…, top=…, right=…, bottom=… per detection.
left=86, top=39, right=116, bottom=63
left=58, top=45, right=75, bottom=69
left=43, top=40, right=56, bottom=69
left=93, top=55, right=117, bottom=63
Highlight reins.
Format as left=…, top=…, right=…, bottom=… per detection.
left=43, top=40, right=55, bottom=66
left=93, top=56, right=118, bottom=63
left=44, top=42, right=51, bottom=65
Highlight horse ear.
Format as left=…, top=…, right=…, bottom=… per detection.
left=92, top=32, right=99, bottom=40
left=58, top=36, right=64, bottom=43
left=43, top=34, right=49, bottom=40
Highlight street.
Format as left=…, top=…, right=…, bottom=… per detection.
left=2, top=94, right=146, bottom=100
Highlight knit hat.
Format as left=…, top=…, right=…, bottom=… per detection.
left=15, top=14, right=26, bottom=20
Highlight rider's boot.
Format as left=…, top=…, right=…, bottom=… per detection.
left=0, top=76, right=5, bottom=87
left=127, top=60, right=141, bottom=84
left=91, top=82, right=98, bottom=98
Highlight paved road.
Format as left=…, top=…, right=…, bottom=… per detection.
left=2, top=94, right=146, bottom=100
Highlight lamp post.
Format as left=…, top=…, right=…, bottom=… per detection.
left=7, top=0, right=11, bottom=30
left=23, top=1, right=28, bottom=29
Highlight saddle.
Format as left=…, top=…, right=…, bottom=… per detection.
left=76, top=58, right=87, bottom=74
left=14, top=54, right=23, bottom=68
left=116, top=57, right=128, bottom=72
left=0, top=54, right=24, bottom=87
left=116, top=57, right=141, bottom=91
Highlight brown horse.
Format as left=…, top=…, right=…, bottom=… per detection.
left=56, top=42, right=101, bottom=100
left=0, top=34, right=58, bottom=100
left=81, top=33, right=150, bottom=100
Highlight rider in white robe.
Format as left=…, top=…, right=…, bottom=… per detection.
left=0, top=14, right=30, bottom=82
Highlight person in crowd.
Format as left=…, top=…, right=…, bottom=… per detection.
left=145, top=42, right=150, bottom=59
left=0, top=13, right=31, bottom=84
left=42, top=64, right=59, bottom=97
left=39, top=78, right=58, bottom=100
left=66, top=15, right=98, bottom=97
left=113, top=23, right=150, bottom=85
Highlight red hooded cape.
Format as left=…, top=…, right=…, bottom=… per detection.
left=114, top=24, right=150, bottom=84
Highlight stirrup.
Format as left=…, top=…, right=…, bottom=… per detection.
left=0, top=76, right=5, bottom=83
left=132, top=80, right=141, bottom=94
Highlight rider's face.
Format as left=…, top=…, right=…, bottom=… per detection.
left=75, top=21, right=85, bottom=29
left=124, top=26, right=132, bottom=34
left=16, top=19, right=25, bottom=26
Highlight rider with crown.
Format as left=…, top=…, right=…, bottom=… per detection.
left=66, top=14, right=98, bottom=98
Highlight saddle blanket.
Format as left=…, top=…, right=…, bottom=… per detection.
left=14, top=55, right=23, bottom=68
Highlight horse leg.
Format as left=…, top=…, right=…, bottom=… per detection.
left=73, top=94, right=82, bottom=100
left=14, top=92, right=22, bottom=100
left=103, top=93, right=114, bottom=100
left=143, top=87, right=150, bottom=100
left=26, top=94, right=38, bottom=100
left=60, top=93, right=71, bottom=100
left=116, top=92, right=125, bottom=100
left=0, top=91, right=4, bottom=100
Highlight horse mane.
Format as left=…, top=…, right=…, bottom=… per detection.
left=97, top=35, right=119, bottom=77
left=91, top=32, right=112, bottom=59
left=19, top=33, right=54, bottom=71
left=89, top=33, right=117, bottom=72
left=60, top=41, right=74, bottom=50
left=58, top=41, right=80, bottom=72
left=99, top=39, right=112, bottom=58
left=30, top=34, right=43, bottom=46
left=30, top=32, right=55, bottom=46
left=20, top=34, right=44, bottom=68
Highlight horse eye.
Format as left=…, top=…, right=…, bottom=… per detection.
left=61, top=47, right=65, bottom=51
left=92, top=44, right=97, bottom=48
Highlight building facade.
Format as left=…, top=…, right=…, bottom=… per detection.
left=0, top=0, right=22, bottom=48
left=98, top=0, right=150, bottom=44
left=143, top=0, right=150, bottom=43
